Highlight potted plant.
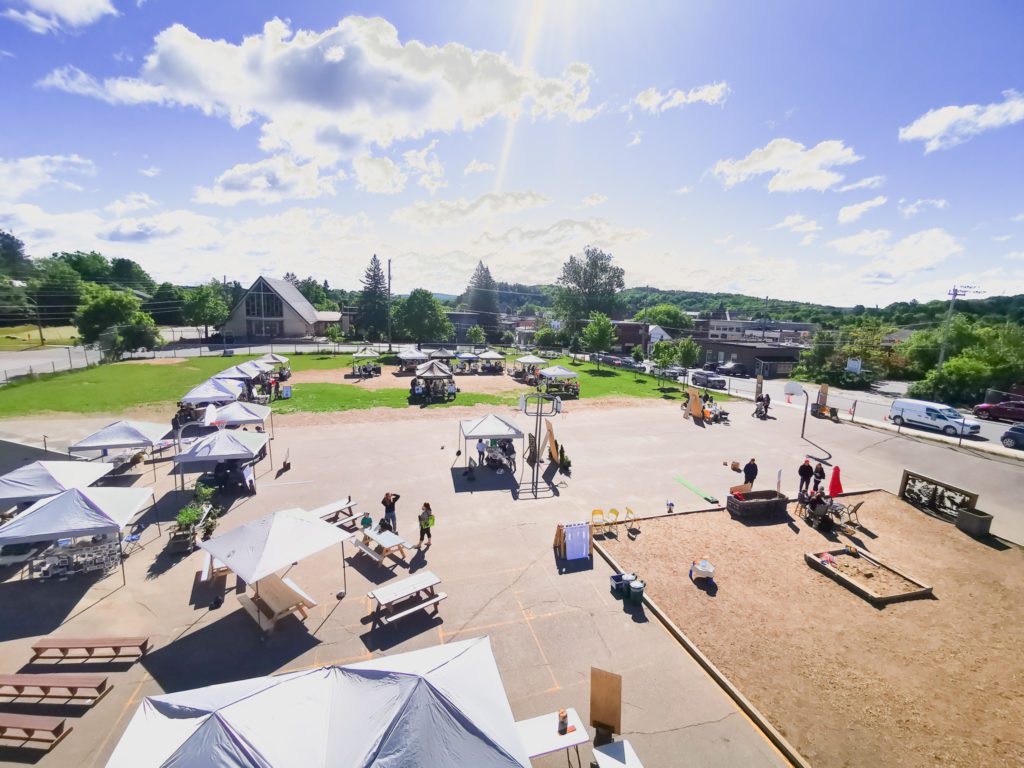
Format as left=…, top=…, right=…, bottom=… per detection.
left=201, top=512, right=220, bottom=540
left=558, top=444, right=572, bottom=474
left=170, top=503, right=206, bottom=552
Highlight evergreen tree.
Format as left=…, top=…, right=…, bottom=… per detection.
left=358, top=255, right=390, bottom=340
left=465, top=261, right=499, bottom=332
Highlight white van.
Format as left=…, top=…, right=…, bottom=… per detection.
left=889, top=398, right=981, bottom=437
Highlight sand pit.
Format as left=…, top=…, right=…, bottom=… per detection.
left=290, top=366, right=530, bottom=394
left=601, top=491, right=1024, bottom=768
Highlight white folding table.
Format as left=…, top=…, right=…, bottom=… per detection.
left=515, top=707, right=588, bottom=767
left=594, top=740, right=644, bottom=767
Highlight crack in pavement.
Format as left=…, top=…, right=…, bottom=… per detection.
left=624, top=710, right=739, bottom=736
left=446, top=552, right=545, bottom=637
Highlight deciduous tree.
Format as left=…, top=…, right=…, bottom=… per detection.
left=75, top=288, right=141, bottom=344
left=580, top=311, right=616, bottom=369
left=553, top=247, right=625, bottom=335
left=394, top=288, right=453, bottom=343
left=183, top=282, right=229, bottom=338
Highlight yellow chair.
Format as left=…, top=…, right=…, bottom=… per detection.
left=624, top=507, right=639, bottom=533
left=591, top=509, right=606, bottom=536
left=605, top=508, right=620, bottom=535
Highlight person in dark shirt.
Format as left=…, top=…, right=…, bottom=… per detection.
left=381, top=492, right=401, bottom=533
left=813, top=462, right=826, bottom=491
left=798, top=460, right=814, bottom=494
left=743, top=458, right=758, bottom=486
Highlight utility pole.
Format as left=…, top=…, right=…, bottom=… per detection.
left=25, top=296, right=44, bottom=346
left=762, top=295, right=768, bottom=342
left=937, top=284, right=982, bottom=371
left=386, top=257, right=393, bottom=352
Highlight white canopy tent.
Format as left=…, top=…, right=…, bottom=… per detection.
left=256, top=353, right=289, bottom=365
left=478, top=349, right=505, bottom=361
left=353, top=347, right=379, bottom=359
left=459, top=414, right=525, bottom=468
left=539, top=365, right=578, bottom=379
left=397, top=349, right=428, bottom=361
left=0, top=486, right=156, bottom=583
left=0, top=461, right=114, bottom=506
left=106, top=636, right=530, bottom=768
left=70, top=421, right=168, bottom=452
left=181, top=378, right=243, bottom=405
left=200, top=506, right=353, bottom=605
left=429, top=347, right=456, bottom=359
left=174, top=430, right=268, bottom=465
left=212, top=361, right=271, bottom=381
left=415, top=360, right=453, bottom=379
left=515, top=355, right=546, bottom=366
left=456, top=351, right=479, bottom=360
left=205, top=402, right=273, bottom=437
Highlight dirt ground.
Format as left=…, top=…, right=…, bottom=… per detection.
left=290, top=365, right=530, bottom=394
left=601, top=492, right=1024, bottom=768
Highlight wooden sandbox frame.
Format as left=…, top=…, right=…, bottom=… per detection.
left=805, top=547, right=934, bottom=606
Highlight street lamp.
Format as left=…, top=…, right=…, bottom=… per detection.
left=784, top=381, right=809, bottom=439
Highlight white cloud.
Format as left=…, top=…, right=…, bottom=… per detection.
left=139, top=165, right=161, bottom=177
left=827, top=228, right=892, bottom=256
left=0, top=154, right=94, bottom=202
left=836, top=175, right=885, bottom=192
left=627, top=131, right=642, bottom=147
left=352, top=154, right=407, bottom=195
left=992, top=234, right=1012, bottom=242
left=899, top=90, right=1024, bottom=152
left=3, top=0, right=116, bottom=34
left=38, top=17, right=598, bottom=165
left=402, top=140, right=446, bottom=195
left=193, top=155, right=340, bottom=206
left=1005, top=251, right=1024, bottom=260
left=392, top=190, right=549, bottom=228
left=463, top=159, right=494, bottom=176
left=105, top=192, right=157, bottom=216
left=673, top=186, right=692, bottom=195
left=713, top=232, right=733, bottom=245
left=838, top=195, right=887, bottom=224
left=898, top=197, right=948, bottom=218
left=730, top=243, right=760, bottom=256
left=475, top=217, right=648, bottom=248
left=581, top=193, right=607, bottom=208
left=1014, top=213, right=1024, bottom=223
left=712, top=138, right=862, bottom=192
left=634, top=81, right=730, bottom=113
left=770, top=213, right=822, bottom=243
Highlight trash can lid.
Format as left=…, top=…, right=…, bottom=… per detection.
left=631, top=580, right=645, bottom=589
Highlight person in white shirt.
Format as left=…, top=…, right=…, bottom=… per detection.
left=476, top=438, right=486, bottom=467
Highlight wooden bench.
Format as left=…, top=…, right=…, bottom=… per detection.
left=352, top=538, right=385, bottom=564
left=0, top=673, right=110, bottom=704
left=30, top=636, right=150, bottom=663
left=282, top=577, right=318, bottom=610
left=381, top=592, right=448, bottom=625
left=0, top=712, right=71, bottom=750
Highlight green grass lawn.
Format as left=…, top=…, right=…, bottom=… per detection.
left=0, top=324, right=80, bottom=350
left=0, top=350, right=728, bottom=417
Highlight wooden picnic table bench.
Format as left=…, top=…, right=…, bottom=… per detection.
left=368, top=570, right=447, bottom=626
left=238, top=574, right=317, bottom=633
left=30, top=636, right=150, bottom=663
left=198, top=552, right=231, bottom=584
left=0, top=711, right=71, bottom=750
left=310, top=497, right=357, bottom=527
left=0, top=673, right=110, bottom=704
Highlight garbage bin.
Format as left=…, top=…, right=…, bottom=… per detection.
left=629, top=580, right=645, bottom=606
left=619, top=573, right=635, bottom=598
left=281, top=384, right=292, bottom=399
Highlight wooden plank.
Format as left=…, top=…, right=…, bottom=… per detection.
left=30, top=636, right=149, bottom=661
left=590, top=667, right=622, bottom=734
left=0, top=673, right=109, bottom=703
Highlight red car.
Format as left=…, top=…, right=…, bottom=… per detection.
left=972, top=400, right=1024, bottom=422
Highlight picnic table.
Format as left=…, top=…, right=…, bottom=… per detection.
left=311, top=498, right=358, bottom=528
left=515, top=707, right=588, bottom=766
left=368, top=570, right=446, bottom=625
left=239, top=573, right=317, bottom=632
left=358, top=527, right=411, bottom=561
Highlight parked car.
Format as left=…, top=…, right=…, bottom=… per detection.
left=972, top=399, right=1024, bottom=422
left=665, top=366, right=686, bottom=379
left=692, top=371, right=727, bottom=389
left=701, top=362, right=719, bottom=371
left=716, top=362, right=748, bottom=377
left=889, top=398, right=981, bottom=437
left=1000, top=424, right=1024, bottom=449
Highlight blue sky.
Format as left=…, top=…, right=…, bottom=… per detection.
left=1, top=0, right=1023, bottom=306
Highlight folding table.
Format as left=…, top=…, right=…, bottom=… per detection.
left=515, top=707, right=588, bottom=767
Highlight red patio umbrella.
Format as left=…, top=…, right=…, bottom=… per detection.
left=828, top=466, right=843, bottom=497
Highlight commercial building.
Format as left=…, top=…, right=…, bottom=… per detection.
left=700, top=340, right=803, bottom=379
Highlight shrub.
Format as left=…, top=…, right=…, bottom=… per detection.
left=175, top=503, right=205, bottom=530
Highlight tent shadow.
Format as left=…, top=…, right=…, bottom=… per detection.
left=449, top=467, right=518, bottom=494
left=344, top=554, right=399, bottom=585
left=0, top=575, right=104, bottom=643
left=141, top=607, right=319, bottom=692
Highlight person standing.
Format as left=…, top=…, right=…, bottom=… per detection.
left=381, top=492, right=401, bottom=533
left=812, top=463, right=826, bottom=491
left=417, top=502, right=434, bottom=548
left=273, top=378, right=281, bottom=400
left=743, top=458, right=758, bottom=487
left=798, top=460, right=814, bottom=494
left=763, top=393, right=771, bottom=413
left=476, top=438, right=486, bottom=467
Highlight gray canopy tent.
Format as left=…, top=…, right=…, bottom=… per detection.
left=206, top=401, right=275, bottom=439
left=0, top=460, right=114, bottom=507
left=69, top=420, right=170, bottom=480
left=173, top=430, right=270, bottom=491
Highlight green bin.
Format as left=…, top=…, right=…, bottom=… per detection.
left=629, top=580, right=645, bottom=605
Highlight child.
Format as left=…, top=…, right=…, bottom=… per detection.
left=417, top=503, right=435, bottom=548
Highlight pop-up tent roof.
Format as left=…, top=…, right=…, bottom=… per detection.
left=456, top=351, right=479, bottom=360
left=70, top=421, right=168, bottom=452
left=0, top=461, right=114, bottom=506
left=515, top=355, right=546, bottom=365
left=415, top=360, right=453, bottom=379
left=353, top=347, right=379, bottom=359
left=477, top=349, right=505, bottom=361
left=256, top=353, right=289, bottom=364
left=181, top=378, right=243, bottom=405
left=460, top=414, right=525, bottom=441
left=200, top=507, right=351, bottom=584
left=397, top=349, right=428, bottom=361
left=429, top=347, right=456, bottom=359
left=213, top=361, right=271, bottom=381
left=206, top=402, right=271, bottom=427
left=173, top=430, right=268, bottom=464
left=106, top=636, right=529, bottom=768
left=539, top=365, right=578, bottom=379
left=0, top=487, right=154, bottom=546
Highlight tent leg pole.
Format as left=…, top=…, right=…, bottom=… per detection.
left=337, top=541, right=347, bottom=599
left=119, top=531, right=126, bottom=586
left=153, top=494, right=162, bottom=535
